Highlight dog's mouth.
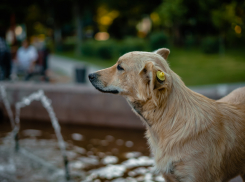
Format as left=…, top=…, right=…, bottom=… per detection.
left=94, top=85, right=119, bottom=94
left=89, top=73, right=119, bottom=94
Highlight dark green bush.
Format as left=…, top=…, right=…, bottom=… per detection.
left=201, top=37, right=219, bottom=54
left=81, top=41, right=95, bottom=57
left=118, top=37, right=147, bottom=55
left=81, top=40, right=115, bottom=59
left=80, top=38, right=147, bottom=60
left=184, top=34, right=196, bottom=48
left=96, top=45, right=113, bottom=59
left=149, top=32, right=169, bottom=51
left=95, top=40, right=116, bottom=60
left=62, top=42, right=76, bottom=52
left=45, top=38, right=55, bottom=53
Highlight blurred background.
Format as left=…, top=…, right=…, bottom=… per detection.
left=0, top=0, right=245, bottom=181
left=0, top=0, right=245, bottom=85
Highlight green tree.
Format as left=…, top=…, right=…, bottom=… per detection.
left=211, top=1, right=244, bottom=49
left=156, top=0, right=187, bottom=45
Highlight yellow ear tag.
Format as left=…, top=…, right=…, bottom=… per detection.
left=157, top=71, right=165, bottom=81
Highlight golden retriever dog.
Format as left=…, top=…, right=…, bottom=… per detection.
left=88, top=48, right=245, bottom=182
left=218, top=87, right=245, bottom=105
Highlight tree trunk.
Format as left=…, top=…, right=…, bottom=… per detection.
left=54, top=24, right=62, bottom=51
left=73, top=1, right=83, bottom=56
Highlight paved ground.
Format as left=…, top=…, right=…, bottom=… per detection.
left=190, top=82, right=245, bottom=99
left=49, top=54, right=101, bottom=84
left=230, top=176, right=243, bottom=182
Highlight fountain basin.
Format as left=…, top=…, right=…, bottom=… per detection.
left=0, top=82, right=143, bottom=129
left=2, top=82, right=245, bottom=129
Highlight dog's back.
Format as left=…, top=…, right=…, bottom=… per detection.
left=218, top=87, right=245, bottom=105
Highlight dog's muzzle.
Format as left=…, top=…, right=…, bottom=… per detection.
left=88, top=73, right=119, bottom=94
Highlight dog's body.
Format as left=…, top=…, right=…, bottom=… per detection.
left=89, top=48, right=245, bottom=182
left=218, top=87, right=245, bottom=105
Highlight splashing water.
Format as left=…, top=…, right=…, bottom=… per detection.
left=14, top=89, right=70, bottom=180
left=0, top=85, right=15, bottom=128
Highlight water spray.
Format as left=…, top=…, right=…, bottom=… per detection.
left=0, top=86, right=71, bottom=181
left=14, top=90, right=71, bottom=180
left=0, top=85, right=15, bottom=128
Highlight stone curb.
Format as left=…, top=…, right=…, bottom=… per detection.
left=0, top=82, right=244, bottom=129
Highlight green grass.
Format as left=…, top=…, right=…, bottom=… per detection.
left=55, top=48, right=245, bottom=86
left=168, top=48, right=245, bottom=86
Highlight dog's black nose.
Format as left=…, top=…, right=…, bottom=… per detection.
left=88, top=73, right=96, bottom=81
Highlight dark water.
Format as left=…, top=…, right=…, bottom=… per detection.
left=0, top=119, right=150, bottom=156
left=0, top=119, right=242, bottom=182
left=0, top=119, right=166, bottom=182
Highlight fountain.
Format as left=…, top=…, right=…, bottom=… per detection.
left=14, top=90, right=71, bottom=180
left=0, top=85, right=15, bottom=128
left=0, top=86, right=71, bottom=181
left=0, top=84, right=167, bottom=182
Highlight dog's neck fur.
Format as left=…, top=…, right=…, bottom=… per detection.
left=132, top=70, right=217, bottom=132
left=128, top=70, right=219, bottom=173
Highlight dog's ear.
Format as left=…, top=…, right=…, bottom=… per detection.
left=139, top=62, right=167, bottom=106
left=155, top=48, right=170, bottom=60
left=139, top=62, right=166, bottom=90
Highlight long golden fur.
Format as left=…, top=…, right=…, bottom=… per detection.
left=88, top=48, right=245, bottom=182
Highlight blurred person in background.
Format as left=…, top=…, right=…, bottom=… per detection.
left=12, top=39, right=38, bottom=81
left=0, top=28, right=11, bottom=80
left=40, top=44, right=50, bottom=82
left=33, top=38, right=50, bottom=82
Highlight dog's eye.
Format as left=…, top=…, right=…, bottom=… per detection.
left=117, top=64, right=124, bottom=71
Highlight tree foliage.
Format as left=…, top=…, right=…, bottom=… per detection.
left=0, top=0, right=244, bottom=48
left=155, top=0, right=245, bottom=46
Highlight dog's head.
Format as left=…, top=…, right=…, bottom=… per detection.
left=89, top=48, right=172, bottom=106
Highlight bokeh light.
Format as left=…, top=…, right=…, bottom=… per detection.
left=15, top=26, right=23, bottom=36
left=235, top=25, right=242, bottom=34
left=94, top=32, right=110, bottom=41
